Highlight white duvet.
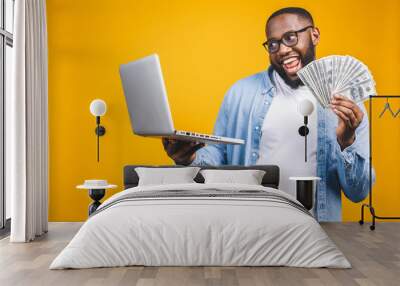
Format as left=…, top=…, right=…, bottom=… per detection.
left=50, top=183, right=351, bottom=269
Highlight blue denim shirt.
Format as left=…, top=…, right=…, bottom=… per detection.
left=192, top=66, right=375, bottom=221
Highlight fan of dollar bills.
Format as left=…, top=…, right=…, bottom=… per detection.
left=297, top=55, right=376, bottom=108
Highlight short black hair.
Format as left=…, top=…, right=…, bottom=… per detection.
left=266, top=7, right=314, bottom=31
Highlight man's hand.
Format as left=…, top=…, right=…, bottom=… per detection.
left=330, top=94, right=364, bottom=150
left=162, top=138, right=205, bottom=165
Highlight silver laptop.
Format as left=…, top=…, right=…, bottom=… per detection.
left=119, top=54, right=245, bottom=145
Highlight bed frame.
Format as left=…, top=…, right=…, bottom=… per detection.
left=123, top=165, right=280, bottom=189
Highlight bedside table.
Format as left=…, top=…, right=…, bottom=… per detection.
left=289, top=176, right=321, bottom=211
left=77, top=180, right=117, bottom=216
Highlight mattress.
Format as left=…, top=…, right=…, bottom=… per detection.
left=50, top=183, right=350, bottom=269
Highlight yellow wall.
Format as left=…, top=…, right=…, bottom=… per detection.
left=47, top=0, right=400, bottom=221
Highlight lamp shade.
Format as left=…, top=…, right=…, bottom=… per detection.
left=90, top=99, right=107, bottom=116
left=298, top=99, right=314, bottom=116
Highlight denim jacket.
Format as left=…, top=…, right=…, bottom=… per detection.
left=192, top=66, right=374, bottom=221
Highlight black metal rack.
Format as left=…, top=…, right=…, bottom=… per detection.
left=359, top=95, right=400, bottom=230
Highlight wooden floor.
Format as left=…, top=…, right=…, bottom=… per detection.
left=0, top=222, right=399, bottom=286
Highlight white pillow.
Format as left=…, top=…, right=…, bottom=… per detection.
left=200, top=169, right=266, bottom=185
left=135, top=167, right=201, bottom=186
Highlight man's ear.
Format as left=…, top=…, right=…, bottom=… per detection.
left=311, top=27, right=320, bottom=46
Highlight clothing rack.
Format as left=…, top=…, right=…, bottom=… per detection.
left=359, top=95, right=400, bottom=230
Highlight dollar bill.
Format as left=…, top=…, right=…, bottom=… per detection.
left=296, top=55, right=376, bottom=108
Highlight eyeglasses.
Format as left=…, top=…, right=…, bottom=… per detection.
left=263, top=25, right=314, bottom=54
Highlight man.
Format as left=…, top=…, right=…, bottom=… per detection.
left=162, top=7, right=374, bottom=221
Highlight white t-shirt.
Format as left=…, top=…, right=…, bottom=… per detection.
left=256, top=71, right=317, bottom=198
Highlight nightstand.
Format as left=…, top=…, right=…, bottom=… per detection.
left=77, top=180, right=117, bottom=216
left=289, top=176, right=321, bottom=211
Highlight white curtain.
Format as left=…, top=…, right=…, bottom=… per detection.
left=8, top=0, right=49, bottom=242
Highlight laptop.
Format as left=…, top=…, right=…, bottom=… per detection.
left=119, top=54, right=245, bottom=145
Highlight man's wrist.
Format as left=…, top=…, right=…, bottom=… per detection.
left=174, top=159, right=192, bottom=166
left=174, top=155, right=196, bottom=166
left=337, top=134, right=355, bottom=151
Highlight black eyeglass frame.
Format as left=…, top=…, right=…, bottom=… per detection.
left=263, top=25, right=314, bottom=53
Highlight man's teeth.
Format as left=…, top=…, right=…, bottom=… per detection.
left=283, top=57, right=298, bottom=64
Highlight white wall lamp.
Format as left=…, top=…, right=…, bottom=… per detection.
left=90, top=99, right=107, bottom=162
left=297, top=99, right=314, bottom=162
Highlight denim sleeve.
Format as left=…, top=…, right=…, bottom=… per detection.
left=334, top=102, right=376, bottom=203
left=191, top=90, right=231, bottom=166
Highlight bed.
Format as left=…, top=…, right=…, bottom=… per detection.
left=50, top=165, right=350, bottom=269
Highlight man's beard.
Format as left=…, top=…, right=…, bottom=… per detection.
left=271, top=43, right=315, bottom=89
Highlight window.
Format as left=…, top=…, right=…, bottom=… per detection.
left=0, top=0, right=14, bottom=231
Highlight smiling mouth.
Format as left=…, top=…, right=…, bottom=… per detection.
left=281, top=56, right=302, bottom=76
